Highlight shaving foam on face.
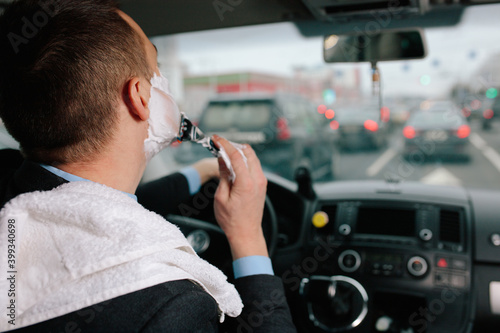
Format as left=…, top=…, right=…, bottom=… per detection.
left=144, top=72, right=181, bottom=161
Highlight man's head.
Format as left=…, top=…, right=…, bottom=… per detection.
left=0, top=0, right=154, bottom=164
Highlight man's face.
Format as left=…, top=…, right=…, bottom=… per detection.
left=118, top=11, right=182, bottom=161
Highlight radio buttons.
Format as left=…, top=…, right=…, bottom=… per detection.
left=339, top=250, right=361, bottom=273
left=339, top=224, right=352, bottom=236
left=419, top=229, right=433, bottom=241
left=407, top=256, right=428, bottom=277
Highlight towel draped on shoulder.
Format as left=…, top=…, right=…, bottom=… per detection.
left=0, top=181, right=243, bottom=332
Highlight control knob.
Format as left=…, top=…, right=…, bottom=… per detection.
left=338, top=250, right=361, bottom=273
left=407, top=256, right=428, bottom=277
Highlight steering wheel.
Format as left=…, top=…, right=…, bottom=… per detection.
left=165, top=181, right=278, bottom=275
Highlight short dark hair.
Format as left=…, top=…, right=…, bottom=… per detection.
left=0, top=0, right=153, bottom=164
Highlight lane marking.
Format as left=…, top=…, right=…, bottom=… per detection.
left=469, top=133, right=487, bottom=150
left=469, top=132, right=500, bottom=174
left=483, top=147, right=500, bottom=173
left=366, top=148, right=397, bottom=177
left=420, top=167, right=462, bottom=186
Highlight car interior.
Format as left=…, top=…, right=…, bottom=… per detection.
left=2, top=0, right=500, bottom=332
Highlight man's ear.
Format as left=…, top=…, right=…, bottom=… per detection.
left=124, top=77, right=150, bottom=121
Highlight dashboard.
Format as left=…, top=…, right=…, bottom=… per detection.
left=264, top=175, right=500, bottom=333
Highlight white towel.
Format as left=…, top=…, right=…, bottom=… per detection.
left=0, top=181, right=243, bottom=332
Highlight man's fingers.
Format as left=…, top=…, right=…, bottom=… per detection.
left=213, top=135, right=249, bottom=179
left=215, top=171, right=230, bottom=203
left=217, top=156, right=230, bottom=179
left=239, top=144, right=263, bottom=176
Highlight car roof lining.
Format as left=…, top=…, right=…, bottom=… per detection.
left=0, top=0, right=496, bottom=37
left=117, top=0, right=500, bottom=37
left=119, top=0, right=313, bottom=37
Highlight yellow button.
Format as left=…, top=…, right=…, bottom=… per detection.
left=312, top=211, right=329, bottom=228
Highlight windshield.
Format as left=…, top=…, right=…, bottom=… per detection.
left=201, top=101, right=273, bottom=131
left=2, top=5, right=499, bottom=189
left=139, top=4, right=500, bottom=189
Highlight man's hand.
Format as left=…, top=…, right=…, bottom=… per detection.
left=191, top=158, right=219, bottom=185
left=212, top=135, right=269, bottom=260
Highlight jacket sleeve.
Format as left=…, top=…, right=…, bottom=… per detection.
left=136, top=172, right=191, bottom=216
left=221, top=275, right=297, bottom=333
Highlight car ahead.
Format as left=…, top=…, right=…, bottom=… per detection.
left=334, top=105, right=389, bottom=151
left=480, top=97, right=500, bottom=130
left=173, top=93, right=336, bottom=181
left=387, top=103, right=410, bottom=127
left=402, top=104, right=471, bottom=161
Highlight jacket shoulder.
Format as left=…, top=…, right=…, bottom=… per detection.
left=14, top=280, right=219, bottom=333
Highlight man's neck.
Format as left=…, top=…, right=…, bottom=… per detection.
left=55, top=152, right=146, bottom=195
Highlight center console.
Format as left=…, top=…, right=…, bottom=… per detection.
left=297, top=200, right=473, bottom=333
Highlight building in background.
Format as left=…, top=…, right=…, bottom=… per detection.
left=182, top=66, right=363, bottom=119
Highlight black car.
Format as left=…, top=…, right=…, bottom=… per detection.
left=334, top=105, right=389, bottom=151
left=480, top=97, right=500, bottom=130
left=402, top=104, right=471, bottom=161
left=173, top=93, right=336, bottom=180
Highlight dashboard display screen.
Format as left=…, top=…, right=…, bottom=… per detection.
left=356, top=207, right=416, bottom=237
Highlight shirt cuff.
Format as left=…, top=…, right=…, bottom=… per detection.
left=233, top=255, right=274, bottom=279
left=179, top=167, right=201, bottom=195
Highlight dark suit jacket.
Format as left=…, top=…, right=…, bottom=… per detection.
left=0, top=149, right=296, bottom=333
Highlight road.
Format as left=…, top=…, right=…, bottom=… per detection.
left=334, top=120, right=500, bottom=190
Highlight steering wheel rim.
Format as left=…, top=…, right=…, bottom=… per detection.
left=166, top=193, right=278, bottom=259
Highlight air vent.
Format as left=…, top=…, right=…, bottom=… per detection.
left=439, top=209, right=461, bottom=244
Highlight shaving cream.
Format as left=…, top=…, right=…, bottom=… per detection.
left=144, top=72, right=181, bottom=161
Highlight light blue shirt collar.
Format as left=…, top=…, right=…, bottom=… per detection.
left=40, top=164, right=138, bottom=201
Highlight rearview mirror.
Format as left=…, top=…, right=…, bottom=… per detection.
left=323, top=29, right=427, bottom=63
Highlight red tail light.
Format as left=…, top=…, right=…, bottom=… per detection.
left=456, top=125, right=471, bottom=139
left=483, top=109, right=494, bottom=119
left=276, top=117, right=291, bottom=140
left=329, top=120, right=339, bottom=130
left=403, top=126, right=416, bottom=139
left=364, top=119, right=378, bottom=132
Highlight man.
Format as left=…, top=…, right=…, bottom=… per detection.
left=0, top=0, right=296, bottom=332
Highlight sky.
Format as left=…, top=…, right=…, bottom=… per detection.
left=155, top=4, right=500, bottom=99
